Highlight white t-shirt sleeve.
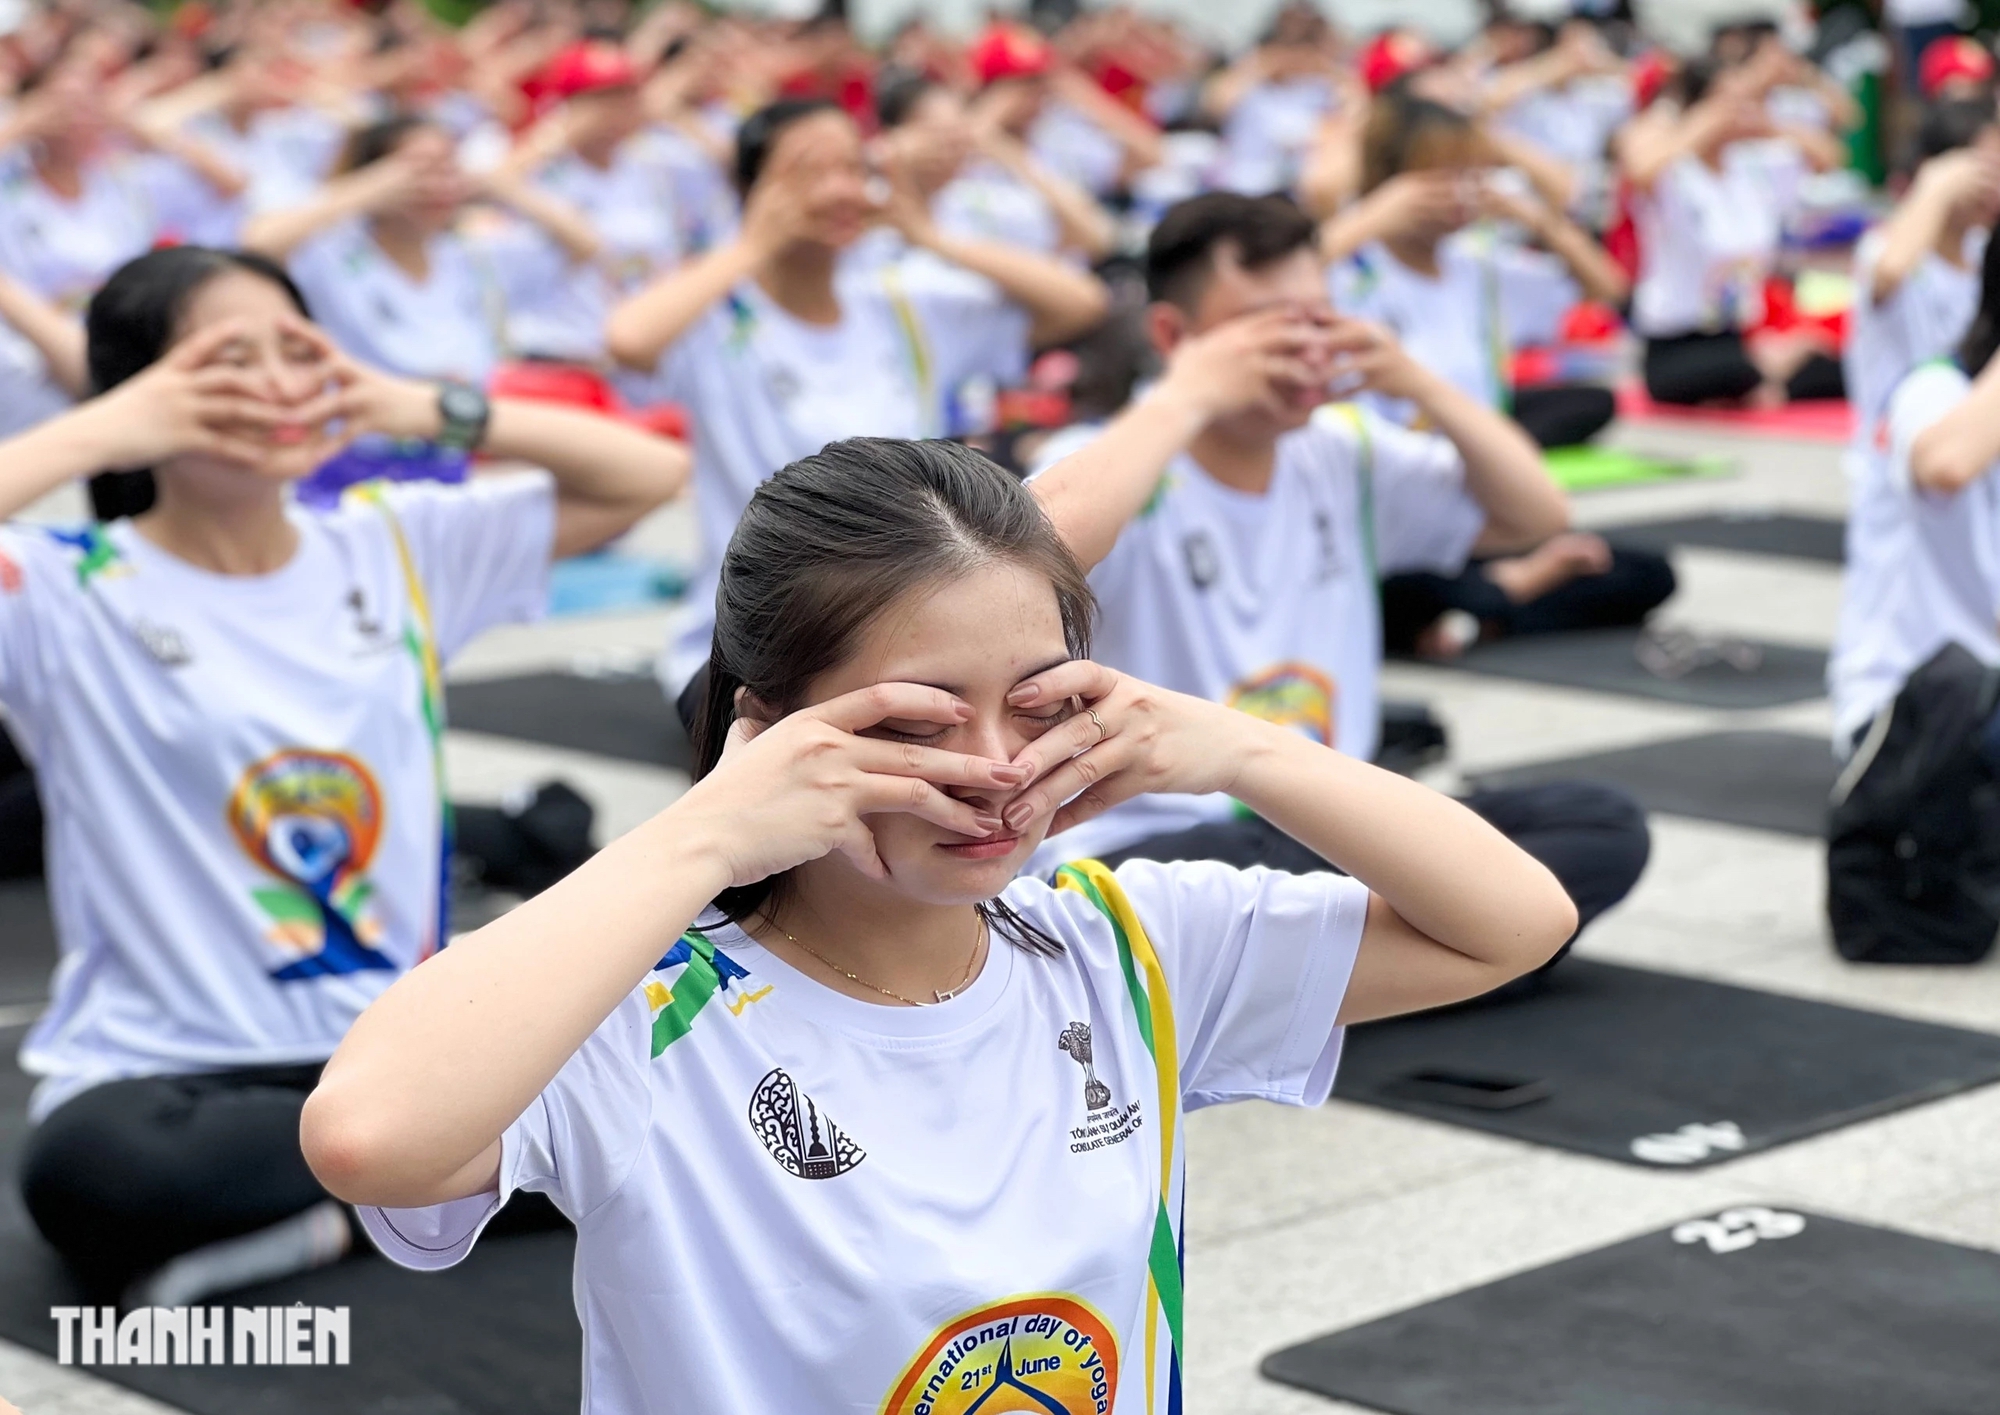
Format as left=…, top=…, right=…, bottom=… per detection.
left=359, top=987, right=657, bottom=1270
left=1494, top=245, right=1580, bottom=348
left=377, top=470, right=558, bottom=660
left=1887, top=361, right=1972, bottom=494
left=0, top=527, right=62, bottom=716
left=1344, top=407, right=1486, bottom=575
left=1108, top=857, right=1369, bottom=1111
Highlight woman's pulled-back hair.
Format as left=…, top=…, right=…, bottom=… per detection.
left=84, top=246, right=311, bottom=520
left=694, top=437, right=1096, bottom=953
left=1360, top=88, right=1478, bottom=194
left=1957, top=227, right=2000, bottom=376
left=733, top=97, right=840, bottom=195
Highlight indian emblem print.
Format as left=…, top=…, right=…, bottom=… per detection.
left=1058, top=1022, right=1112, bottom=1112
left=748, top=1068, right=865, bottom=1180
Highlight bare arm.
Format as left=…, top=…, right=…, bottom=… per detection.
left=1909, top=360, right=2000, bottom=494
left=973, top=128, right=1118, bottom=261
left=1866, top=151, right=1995, bottom=305
left=604, top=236, right=760, bottom=371
left=1199, top=49, right=1270, bottom=122
left=1488, top=187, right=1629, bottom=307
left=322, top=336, right=691, bottom=557
left=477, top=170, right=602, bottom=266
left=1004, top=666, right=1578, bottom=1020
left=1048, top=65, right=1165, bottom=176
left=119, top=105, right=249, bottom=200
left=899, top=213, right=1110, bottom=347
left=0, top=273, right=88, bottom=398
left=241, top=161, right=410, bottom=261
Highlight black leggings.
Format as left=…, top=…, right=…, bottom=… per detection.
left=1380, top=546, right=1677, bottom=655
left=1100, top=781, right=1652, bottom=975
left=1643, top=330, right=1845, bottom=406
left=20, top=1064, right=331, bottom=1293
left=1511, top=384, right=1616, bottom=448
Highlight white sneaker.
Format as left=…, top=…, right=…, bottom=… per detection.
left=126, top=1200, right=352, bottom=1309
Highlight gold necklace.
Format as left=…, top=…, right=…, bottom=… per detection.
left=768, top=913, right=986, bottom=1007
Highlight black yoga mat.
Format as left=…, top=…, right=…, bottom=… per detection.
left=1263, top=1209, right=2000, bottom=1415
left=0, top=1021, right=583, bottom=1415
left=1333, top=960, right=2000, bottom=1167
left=1601, top=510, right=1846, bottom=564
left=447, top=670, right=692, bottom=771
left=1469, top=730, right=1836, bottom=837
left=1432, top=627, right=1827, bottom=709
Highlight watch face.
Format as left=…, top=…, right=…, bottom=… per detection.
left=440, top=385, right=484, bottom=423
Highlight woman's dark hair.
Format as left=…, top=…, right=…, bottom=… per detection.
left=1361, top=89, right=1476, bottom=194
left=338, top=114, right=429, bottom=174
left=83, top=247, right=311, bottom=520
left=1957, top=228, right=2000, bottom=375
left=875, top=67, right=937, bottom=130
left=1917, top=97, right=2000, bottom=164
left=734, top=97, right=841, bottom=194
left=693, top=437, right=1096, bottom=954
left=1670, top=56, right=1723, bottom=110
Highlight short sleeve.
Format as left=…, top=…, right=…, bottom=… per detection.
left=1343, top=406, right=1485, bottom=576
left=377, top=471, right=558, bottom=661
left=1106, top=858, right=1369, bottom=1112
left=1887, top=362, right=1972, bottom=494
left=0, top=527, right=65, bottom=717
left=358, top=987, right=656, bottom=1271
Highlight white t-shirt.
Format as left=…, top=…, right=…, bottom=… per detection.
left=361, top=858, right=1368, bottom=1415
left=503, top=132, right=695, bottom=364
left=182, top=107, right=347, bottom=244
left=286, top=219, right=526, bottom=384
left=1028, top=406, right=1484, bottom=866
left=1495, top=77, right=1632, bottom=173
left=1828, top=362, right=2000, bottom=742
left=1631, top=141, right=1808, bottom=338
left=1829, top=234, right=1983, bottom=743
left=2, top=474, right=555, bottom=1120
left=1030, top=102, right=1127, bottom=198
left=934, top=162, right=1062, bottom=254
left=1330, top=228, right=1579, bottom=417
left=658, top=266, right=1032, bottom=693
left=1219, top=76, right=1335, bottom=195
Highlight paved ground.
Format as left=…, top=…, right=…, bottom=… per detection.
left=7, top=416, right=2000, bottom=1413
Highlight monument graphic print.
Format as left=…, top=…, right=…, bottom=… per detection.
left=1058, top=1022, right=1112, bottom=1111
left=748, top=1068, right=865, bottom=1179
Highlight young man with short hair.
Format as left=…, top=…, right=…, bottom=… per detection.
left=1030, top=191, right=1650, bottom=960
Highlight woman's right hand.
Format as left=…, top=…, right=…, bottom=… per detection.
left=77, top=320, right=344, bottom=471
left=671, top=683, right=1031, bottom=886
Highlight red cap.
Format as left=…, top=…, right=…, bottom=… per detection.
left=1919, top=36, right=1995, bottom=100
left=1630, top=49, right=1675, bottom=109
left=1358, top=30, right=1436, bottom=94
left=539, top=41, right=642, bottom=102
left=969, top=24, right=1054, bottom=86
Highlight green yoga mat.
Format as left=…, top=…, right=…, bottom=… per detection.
left=1544, top=446, right=1734, bottom=491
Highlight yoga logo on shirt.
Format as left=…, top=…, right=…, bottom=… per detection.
left=227, top=749, right=395, bottom=982
left=1227, top=663, right=1336, bottom=747
left=881, top=1294, right=1118, bottom=1415
left=748, top=1067, right=865, bottom=1180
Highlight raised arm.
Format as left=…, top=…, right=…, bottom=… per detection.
left=1908, top=359, right=2000, bottom=494
left=1003, top=662, right=1577, bottom=1019
left=1031, top=308, right=1327, bottom=569
left=302, top=683, right=1028, bottom=1208
left=1867, top=149, right=2000, bottom=305
left=475, top=168, right=602, bottom=266
left=241, top=158, right=419, bottom=262
left=1325, top=318, right=1567, bottom=550
left=883, top=183, right=1109, bottom=346
left=969, top=118, right=1118, bottom=261
left=0, top=272, right=88, bottom=399
left=310, top=319, right=689, bottom=556
left=1317, top=171, right=1474, bottom=265
left=1483, top=182, right=1630, bottom=307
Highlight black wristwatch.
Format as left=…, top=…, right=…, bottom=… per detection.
left=435, top=381, right=491, bottom=453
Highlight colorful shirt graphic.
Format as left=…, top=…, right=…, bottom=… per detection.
left=229, top=749, right=395, bottom=981
left=882, top=1295, right=1118, bottom=1415
left=1227, top=662, right=1336, bottom=746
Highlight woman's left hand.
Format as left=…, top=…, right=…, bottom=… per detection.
left=280, top=315, right=441, bottom=443
left=998, top=660, right=1267, bottom=838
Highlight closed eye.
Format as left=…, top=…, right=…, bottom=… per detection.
left=868, top=722, right=952, bottom=746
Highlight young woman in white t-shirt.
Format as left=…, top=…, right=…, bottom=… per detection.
left=1619, top=51, right=1846, bottom=406
left=605, top=98, right=1108, bottom=701
left=243, top=115, right=604, bottom=385
left=303, top=436, right=1576, bottom=1415
left=1, top=245, right=688, bottom=1305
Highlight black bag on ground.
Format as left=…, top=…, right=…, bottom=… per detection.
left=453, top=781, right=596, bottom=898
left=1827, top=642, right=2000, bottom=963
